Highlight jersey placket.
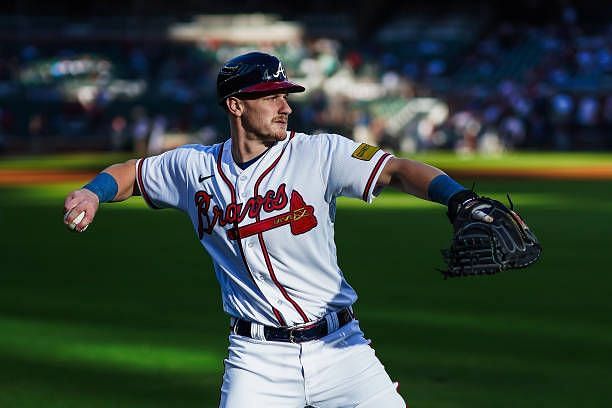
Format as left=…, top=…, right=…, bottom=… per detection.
left=249, top=133, right=310, bottom=325
left=233, top=147, right=300, bottom=324
left=233, top=173, right=285, bottom=317
left=234, top=172, right=265, bottom=281
left=216, top=141, right=287, bottom=326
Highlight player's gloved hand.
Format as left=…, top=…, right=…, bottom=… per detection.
left=63, top=188, right=99, bottom=232
left=440, top=190, right=542, bottom=278
left=446, top=189, right=479, bottom=224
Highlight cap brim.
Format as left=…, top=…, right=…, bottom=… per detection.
left=239, top=80, right=305, bottom=95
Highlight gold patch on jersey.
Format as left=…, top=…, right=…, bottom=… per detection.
left=351, top=143, right=380, bottom=161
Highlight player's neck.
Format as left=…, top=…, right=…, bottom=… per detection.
left=230, top=135, right=274, bottom=164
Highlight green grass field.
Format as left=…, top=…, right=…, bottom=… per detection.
left=2, top=151, right=612, bottom=171
left=1, top=153, right=612, bottom=407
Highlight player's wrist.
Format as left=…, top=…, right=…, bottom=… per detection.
left=446, top=189, right=478, bottom=223
left=83, top=172, right=119, bottom=203
left=427, top=174, right=467, bottom=206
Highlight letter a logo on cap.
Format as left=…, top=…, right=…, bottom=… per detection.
left=271, top=62, right=286, bottom=79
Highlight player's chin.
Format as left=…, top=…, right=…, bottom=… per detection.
left=272, top=122, right=288, bottom=139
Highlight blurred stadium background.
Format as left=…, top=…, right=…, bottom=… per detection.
left=1, top=1, right=612, bottom=407
left=0, top=0, right=610, bottom=155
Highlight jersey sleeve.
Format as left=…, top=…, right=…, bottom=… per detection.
left=135, top=147, right=191, bottom=211
left=319, top=134, right=393, bottom=203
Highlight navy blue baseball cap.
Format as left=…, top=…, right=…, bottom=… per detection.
left=216, top=52, right=305, bottom=105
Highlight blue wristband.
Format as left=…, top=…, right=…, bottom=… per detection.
left=427, top=174, right=467, bottom=206
left=83, top=172, right=118, bottom=203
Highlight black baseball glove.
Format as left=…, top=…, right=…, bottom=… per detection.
left=440, top=190, right=542, bottom=278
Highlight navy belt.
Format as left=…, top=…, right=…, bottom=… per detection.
left=232, top=307, right=354, bottom=343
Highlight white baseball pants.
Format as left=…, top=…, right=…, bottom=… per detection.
left=219, top=319, right=406, bottom=407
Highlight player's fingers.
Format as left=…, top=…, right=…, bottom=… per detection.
left=64, top=201, right=87, bottom=224
left=74, top=218, right=90, bottom=233
left=64, top=190, right=100, bottom=227
left=64, top=205, right=86, bottom=230
left=64, top=190, right=88, bottom=217
left=64, top=201, right=96, bottom=232
left=67, top=210, right=91, bottom=232
left=64, top=192, right=80, bottom=216
left=64, top=188, right=99, bottom=215
left=74, top=207, right=96, bottom=232
left=63, top=205, right=79, bottom=225
left=77, top=198, right=101, bottom=231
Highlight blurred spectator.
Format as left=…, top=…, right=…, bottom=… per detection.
left=450, top=111, right=481, bottom=154
left=147, top=114, right=167, bottom=155
left=28, top=113, right=46, bottom=153
left=196, top=125, right=219, bottom=146
left=499, top=115, right=526, bottom=148
left=550, top=93, right=574, bottom=125
left=576, top=95, right=599, bottom=126
left=110, top=115, right=128, bottom=151
left=130, top=106, right=149, bottom=155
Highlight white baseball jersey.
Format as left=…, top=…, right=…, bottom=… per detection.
left=135, top=131, right=392, bottom=327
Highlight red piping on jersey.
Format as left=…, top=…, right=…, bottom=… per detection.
left=216, top=142, right=285, bottom=326
left=272, top=308, right=286, bottom=326
left=253, top=131, right=310, bottom=324
left=216, top=144, right=237, bottom=204
left=136, top=158, right=160, bottom=209
left=362, top=153, right=391, bottom=202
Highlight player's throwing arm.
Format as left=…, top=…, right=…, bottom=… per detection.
left=63, top=160, right=138, bottom=232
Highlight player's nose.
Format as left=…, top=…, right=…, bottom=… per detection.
left=279, top=97, right=292, bottom=115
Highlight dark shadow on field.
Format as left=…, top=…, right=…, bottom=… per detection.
left=0, top=353, right=221, bottom=408
left=1, top=179, right=612, bottom=407
left=0, top=198, right=229, bottom=406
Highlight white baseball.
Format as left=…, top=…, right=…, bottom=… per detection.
left=65, top=211, right=87, bottom=231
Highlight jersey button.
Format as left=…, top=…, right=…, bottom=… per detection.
left=239, top=175, right=247, bottom=181
left=247, top=241, right=254, bottom=248
left=257, top=273, right=265, bottom=280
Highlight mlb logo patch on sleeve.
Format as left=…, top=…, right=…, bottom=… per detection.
left=351, top=143, right=380, bottom=161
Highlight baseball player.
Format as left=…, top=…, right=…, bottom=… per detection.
left=64, top=52, right=474, bottom=407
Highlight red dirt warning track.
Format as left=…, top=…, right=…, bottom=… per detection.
left=0, top=170, right=98, bottom=185
left=1, top=165, right=612, bottom=185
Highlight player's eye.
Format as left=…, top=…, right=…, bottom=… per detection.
left=264, top=94, right=288, bottom=101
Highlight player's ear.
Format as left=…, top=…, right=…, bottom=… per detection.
left=226, top=97, right=244, bottom=116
